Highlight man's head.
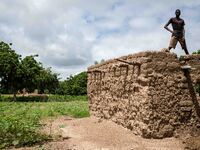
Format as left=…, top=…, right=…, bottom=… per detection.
left=175, top=9, right=181, bottom=17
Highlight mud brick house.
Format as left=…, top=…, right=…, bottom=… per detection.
left=87, top=51, right=200, bottom=138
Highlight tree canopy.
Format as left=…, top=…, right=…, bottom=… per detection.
left=0, top=41, right=59, bottom=96
left=56, top=72, right=87, bottom=95
left=0, top=41, right=87, bottom=96
left=192, top=49, right=200, bottom=54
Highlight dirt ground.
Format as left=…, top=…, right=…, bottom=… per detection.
left=12, top=116, right=194, bottom=150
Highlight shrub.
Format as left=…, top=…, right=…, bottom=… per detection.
left=0, top=95, right=87, bottom=102
left=0, top=103, right=48, bottom=148
left=0, top=95, right=48, bottom=102
left=48, top=95, right=87, bottom=102
left=55, top=72, right=87, bottom=95
left=0, top=101, right=89, bottom=148
left=192, top=49, right=200, bottom=54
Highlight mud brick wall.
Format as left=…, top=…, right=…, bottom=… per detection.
left=87, top=51, right=200, bottom=138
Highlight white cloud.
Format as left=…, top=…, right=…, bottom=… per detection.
left=0, top=0, right=200, bottom=79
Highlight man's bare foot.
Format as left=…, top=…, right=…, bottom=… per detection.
left=184, top=55, right=190, bottom=60
left=161, top=48, right=170, bottom=53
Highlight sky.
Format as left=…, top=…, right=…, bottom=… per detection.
left=0, top=0, right=200, bottom=80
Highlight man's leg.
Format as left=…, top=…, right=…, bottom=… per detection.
left=168, top=46, right=172, bottom=50
left=184, top=48, right=189, bottom=55
left=179, top=38, right=189, bottom=55
left=168, top=36, right=177, bottom=51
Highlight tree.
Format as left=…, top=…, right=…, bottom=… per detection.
left=192, top=49, right=200, bottom=54
left=0, top=41, right=59, bottom=98
left=55, top=81, right=68, bottom=95
left=56, top=72, right=87, bottom=95
left=70, top=72, right=87, bottom=95
left=19, top=55, right=42, bottom=92
left=0, top=42, right=21, bottom=99
left=36, top=67, right=59, bottom=94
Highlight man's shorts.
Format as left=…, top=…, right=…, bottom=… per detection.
left=169, top=36, right=187, bottom=49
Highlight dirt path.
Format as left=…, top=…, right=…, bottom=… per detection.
left=15, top=116, right=185, bottom=150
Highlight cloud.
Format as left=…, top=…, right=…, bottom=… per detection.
left=0, top=0, right=200, bottom=79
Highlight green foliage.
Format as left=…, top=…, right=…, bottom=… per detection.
left=0, top=95, right=13, bottom=102
left=0, top=103, right=47, bottom=148
left=192, top=49, right=200, bottom=54
left=0, top=41, right=59, bottom=96
left=56, top=72, right=87, bottom=95
left=19, top=55, right=43, bottom=92
left=0, top=100, right=89, bottom=149
left=36, top=68, right=59, bottom=94
left=0, top=95, right=48, bottom=102
left=0, top=41, right=21, bottom=94
left=0, top=41, right=87, bottom=96
left=0, top=95, right=87, bottom=102
left=48, top=95, right=87, bottom=102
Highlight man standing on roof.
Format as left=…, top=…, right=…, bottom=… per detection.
left=164, top=9, right=189, bottom=55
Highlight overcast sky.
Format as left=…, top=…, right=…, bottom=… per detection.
left=0, top=0, right=200, bottom=80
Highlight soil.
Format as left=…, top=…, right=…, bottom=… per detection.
left=12, top=116, right=193, bottom=150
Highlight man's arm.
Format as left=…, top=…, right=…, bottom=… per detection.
left=164, top=19, right=173, bottom=34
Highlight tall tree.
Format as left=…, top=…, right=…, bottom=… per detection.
left=0, top=41, right=59, bottom=98
left=0, top=42, right=21, bottom=99
left=55, top=72, right=87, bottom=95
left=19, top=55, right=42, bottom=92
left=36, top=67, right=59, bottom=94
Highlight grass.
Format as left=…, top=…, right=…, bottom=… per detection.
left=48, top=94, right=88, bottom=102
left=0, top=94, right=88, bottom=102
left=0, top=99, right=89, bottom=149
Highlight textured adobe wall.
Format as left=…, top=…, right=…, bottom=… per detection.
left=87, top=51, right=200, bottom=138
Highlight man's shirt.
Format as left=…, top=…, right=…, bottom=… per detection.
left=168, top=17, right=185, bottom=38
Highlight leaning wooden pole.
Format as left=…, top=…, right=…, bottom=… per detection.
left=182, top=66, right=200, bottom=117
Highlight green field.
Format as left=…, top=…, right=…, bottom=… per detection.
left=0, top=94, right=88, bottom=102
left=0, top=100, right=89, bottom=149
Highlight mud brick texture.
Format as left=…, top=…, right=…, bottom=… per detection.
left=87, top=51, right=200, bottom=138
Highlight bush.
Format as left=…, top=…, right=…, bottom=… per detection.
left=0, top=95, right=87, bottom=102
left=192, top=49, right=200, bottom=54
left=0, top=95, right=13, bottom=102
left=56, top=72, right=87, bottom=95
left=48, top=95, right=87, bottom=102
left=0, top=101, right=89, bottom=149
left=0, top=103, right=48, bottom=148
left=0, top=95, right=48, bottom=102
